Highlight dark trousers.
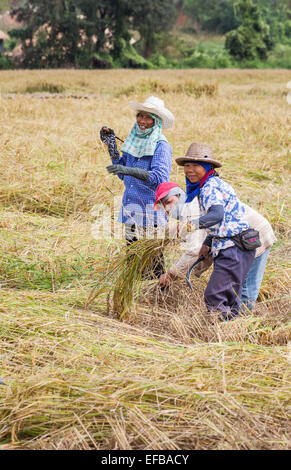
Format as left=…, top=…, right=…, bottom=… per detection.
left=204, top=245, right=255, bottom=319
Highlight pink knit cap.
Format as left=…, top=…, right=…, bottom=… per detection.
left=154, top=182, right=181, bottom=210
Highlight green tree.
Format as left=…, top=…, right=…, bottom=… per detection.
left=184, top=0, right=239, bottom=33
left=10, top=0, right=83, bottom=67
left=225, top=0, right=274, bottom=61
left=78, top=0, right=132, bottom=67
left=10, top=0, right=176, bottom=68
left=130, top=0, right=176, bottom=58
left=255, top=0, right=291, bottom=45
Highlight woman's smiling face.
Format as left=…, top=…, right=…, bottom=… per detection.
left=184, top=162, right=207, bottom=183
left=136, top=112, right=155, bottom=130
left=162, top=195, right=179, bottom=215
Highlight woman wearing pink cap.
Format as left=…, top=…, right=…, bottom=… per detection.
left=154, top=182, right=185, bottom=212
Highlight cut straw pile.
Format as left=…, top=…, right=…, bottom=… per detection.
left=0, top=290, right=290, bottom=450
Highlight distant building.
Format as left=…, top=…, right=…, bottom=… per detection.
left=0, top=10, right=22, bottom=31
left=0, top=30, right=9, bottom=52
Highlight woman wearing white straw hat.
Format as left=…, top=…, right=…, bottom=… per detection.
left=100, top=96, right=174, bottom=277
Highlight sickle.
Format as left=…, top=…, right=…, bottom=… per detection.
left=186, top=255, right=205, bottom=290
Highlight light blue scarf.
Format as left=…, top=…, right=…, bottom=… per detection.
left=121, top=114, right=167, bottom=159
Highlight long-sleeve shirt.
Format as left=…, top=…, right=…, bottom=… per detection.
left=192, top=204, right=224, bottom=229
left=198, top=176, right=250, bottom=257
left=169, top=199, right=277, bottom=278
left=112, top=140, right=172, bottom=226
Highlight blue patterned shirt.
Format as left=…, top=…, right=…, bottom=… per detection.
left=112, top=140, right=172, bottom=226
left=198, top=176, right=250, bottom=257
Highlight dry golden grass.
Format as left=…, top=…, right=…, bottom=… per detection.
left=0, top=69, right=290, bottom=450
left=0, top=289, right=290, bottom=450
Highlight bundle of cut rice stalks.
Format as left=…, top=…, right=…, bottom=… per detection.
left=87, top=238, right=172, bottom=319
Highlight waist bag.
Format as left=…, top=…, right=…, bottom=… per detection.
left=218, top=228, right=261, bottom=251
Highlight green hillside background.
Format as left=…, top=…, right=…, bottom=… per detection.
left=0, top=0, right=290, bottom=69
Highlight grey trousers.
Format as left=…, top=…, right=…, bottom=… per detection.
left=241, top=248, right=270, bottom=310
left=204, top=245, right=255, bottom=319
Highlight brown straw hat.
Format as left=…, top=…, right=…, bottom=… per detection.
left=175, top=142, right=222, bottom=168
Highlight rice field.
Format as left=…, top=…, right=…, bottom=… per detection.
left=0, top=69, right=290, bottom=450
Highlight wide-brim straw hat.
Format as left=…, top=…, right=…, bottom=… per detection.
left=175, top=142, right=222, bottom=168
left=130, top=96, right=175, bottom=129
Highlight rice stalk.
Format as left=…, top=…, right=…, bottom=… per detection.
left=87, top=238, right=171, bottom=319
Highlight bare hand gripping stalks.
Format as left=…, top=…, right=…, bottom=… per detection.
left=186, top=255, right=205, bottom=290
left=102, top=127, right=124, bottom=143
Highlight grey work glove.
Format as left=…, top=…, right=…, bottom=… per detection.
left=107, top=164, right=149, bottom=182
left=100, top=126, right=120, bottom=161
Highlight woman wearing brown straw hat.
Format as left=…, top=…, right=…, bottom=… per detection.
left=155, top=182, right=276, bottom=314
left=171, top=142, right=259, bottom=321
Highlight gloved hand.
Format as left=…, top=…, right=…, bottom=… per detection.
left=107, top=164, right=149, bottom=182
left=100, top=126, right=120, bottom=161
